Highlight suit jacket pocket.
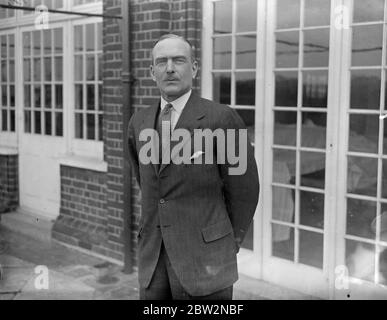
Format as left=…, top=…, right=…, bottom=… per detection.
left=201, top=219, right=233, bottom=243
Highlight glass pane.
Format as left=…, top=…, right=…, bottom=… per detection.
left=0, top=35, right=6, bottom=58
left=43, top=29, right=51, bottom=55
left=236, top=0, right=257, bottom=32
left=379, top=245, right=387, bottom=285
left=24, top=111, right=31, bottom=133
left=87, top=113, right=95, bottom=139
left=24, top=85, right=31, bottom=108
left=303, top=29, right=330, bottom=67
left=98, top=114, right=103, bottom=141
left=2, top=109, right=7, bottom=131
left=213, top=0, right=232, bottom=34
left=10, top=85, right=14, bottom=107
left=54, top=57, right=63, bottom=81
left=352, top=25, right=383, bottom=66
left=44, top=111, right=52, bottom=135
left=346, top=240, right=375, bottom=282
left=349, top=114, right=379, bottom=153
left=274, top=111, right=297, bottom=146
left=236, top=72, right=255, bottom=106
left=273, top=149, right=296, bottom=179
left=34, top=111, right=41, bottom=134
left=34, top=85, right=41, bottom=108
left=353, top=0, right=384, bottom=23
left=304, top=0, right=331, bottom=27
left=74, top=25, right=83, bottom=51
left=1, top=60, right=6, bottom=82
left=44, top=57, right=51, bottom=81
left=86, top=24, right=95, bottom=52
left=350, top=70, right=380, bottom=109
left=1, top=85, right=6, bottom=106
left=23, top=33, right=31, bottom=56
left=87, top=84, right=95, bottom=110
left=347, top=156, right=378, bottom=196
left=98, top=54, right=102, bottom=81
left=86, top=54, right=95, bottom=81
left=276, top=31, right=299, bottom=68
left=44, top=85, right=51, bottom=109
left=213, top=37, right=231, bottom=69
left=272, top=224, right=294, bottom=261
left=55, top=112, right=63, bottom=136
left=34, top=58, right=41, bottom=81
left=55, top=85, right=63, bottom=109
left=98, top=84, right=102, bottom=110
left=347, top=198, right=376, bottom=240
left=213, top=73, right=231, bottom=105
left=302, top=70, right=328, bottom=107
left=300, top=151, right=326, bottom=189
left=75, top=113, right=83, bottom=138
left=24, top=59, right=31, bottom=81
left=299, top=230, right=323, bottom=268
left=384, top=122, right=387, bottom=155
left=275, top=71, right=298, bottom=107
left=236, top=109, right=255, bottom=145
left=97, top=23, right=102, bottom=51
left=300, top=191, right=324, bottom=228
left=301, top=112, right=327, bottom=148
left=382, top=162, right=387, bottom=199
left=9, top=60, right=14, bottom=82
left=276, top=0, right=300, bottom=29
left=74, top=55, right=83, bottom=81
left=10, top=110, right=15, bottom=132
left=9, top=34, right=14, bottom=58
left=379, top=205, right=387, bottom=242
left=33, top=31, right=41, bottom=56
left=272, top=186, right=295, bottom=222
left=236, top=35, right=256, bottom=69
left=75, top=84, right=83, bottom=110
left=53, top=28, right=63, bottom=53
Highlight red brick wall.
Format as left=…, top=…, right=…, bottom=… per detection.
left=0, top=154, right=19, bottom=214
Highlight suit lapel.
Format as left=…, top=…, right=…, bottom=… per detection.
left=159, top=93, right=206, bottom=174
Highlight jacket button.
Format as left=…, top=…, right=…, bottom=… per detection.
left=159, top=199, right=165, bottom=204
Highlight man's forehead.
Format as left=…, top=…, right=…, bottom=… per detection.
left=152, top=38, right=191, bottom=58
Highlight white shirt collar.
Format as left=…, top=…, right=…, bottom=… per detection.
left=160, top=90, right=192, bottom=115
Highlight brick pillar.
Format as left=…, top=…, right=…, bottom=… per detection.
left=0, top=154, right=19, bottom=214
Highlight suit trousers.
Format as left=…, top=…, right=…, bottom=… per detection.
left=139, top=242, right=233, bottom=300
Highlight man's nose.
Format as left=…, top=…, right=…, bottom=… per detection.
left=166, top=59, right=175, bottom=73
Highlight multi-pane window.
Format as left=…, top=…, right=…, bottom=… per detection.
left=271, top=0, right=331, bottom=269
left=212, top=0, right=257, bottom=250
left=21, top=0, right=63, bottom=15
left=0, top=0, right=15, bottom=18
left=344, top=0, right=387, bottom=286
left=74, top=22, right=102, bottom=141
left=0, top=33, right=15, bottom=132
left=23, top=28, right=63, bottom=136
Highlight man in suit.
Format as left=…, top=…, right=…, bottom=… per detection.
left=127, top=34, right=259, bottom=300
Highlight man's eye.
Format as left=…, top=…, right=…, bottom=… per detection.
left=174, top=58, right=186, bottom=64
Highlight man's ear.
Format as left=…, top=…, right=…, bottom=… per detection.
left=150, top=65, right=156, bottom=82
left=192, top=61, right=198, bottom=79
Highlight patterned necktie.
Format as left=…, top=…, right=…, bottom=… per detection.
left=157, top=103, right=173, bottom=168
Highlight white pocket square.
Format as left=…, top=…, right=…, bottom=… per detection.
left=190, top=151, right=205, bottom=160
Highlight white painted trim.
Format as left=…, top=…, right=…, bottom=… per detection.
left=59, top=154, right=107, bottom=172
left=0, top=145, right=18, bottom=155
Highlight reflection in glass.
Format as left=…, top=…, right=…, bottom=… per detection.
left=213, top=73, right=231, bottom=105
left=346, top=240, right=375, bottom=282
left=75, top=84, right=83, bottom=110
left=44, top=57, right=51, bottom=81
left=24, top=111, right=31, bottom=133
left=304, top=0, right=331, bottom=27
left=74, top=55, right=83, bottom=81
left=302, top=112, right=326, bottom=148
left=352, top=25, right=383, bottom=66
left=276, top=0, right=300, bottom=29
left=300, top=151, right=326, bottom=189
left=273, top=149, right=296, bottom=179
left=272, top=224, right=294, bottom=261
left=303, top=29, right=330, bottom=67
left=274, top=111, right=297, bottom=146
left=44, top=111, right=52, bottom=135
left=213, top=0, right=232, bottom=34
left=33, top=58, right=41, bottom=81
left=24, top=85, right=31, bottom=108
left=236, top=72, right=255, bottom=106
left=55, top=57, right=63, bottom=81
left=86, top=54, right=95, bottom=81
left=55, top=85, right=63, bottom=109
left=275, top=31, right=299, bottom=68
left=33, top=31, right=41, bottom=56
left=1, top=60, right=6, bottom=82
left=44, top=85, right=51, bottom=109
left=75, top=113, right=83, bottom=139
left=379, top=246, right=387, bottom=285
left=236, top=35, right=256, bottom=69
left=300, top=191, right=324, bottom=228
left=24, top=59, right=31, bottom=81
left=55, top=112, right=63, bottom=136
left=350, top=70, right=380, bottom=109
left=87, top=114, right=95, bottom=140
left=43, top=29, right=51, bottom=55
left=299, top=230, right=323, bottom=268
left=302, top=71, right=328, bottom=107
left=213, top=37, right=231, bottom=69
left=347, top=156, right=377, bottom=196
left=353, top=0, right=384, bottom=23
left=272, top=186, right=295, bottom=223
left=349, top=114, right=379, bottom=154
left=54, top=28, right=63, bottom=53
left=74, top=25, right=83, bottom=51
left=86, top=24, right=95, bottom=52
left=236, top=0, right=257, bottom=32
left=23, top=33, right=31, bottom=56
left=9, top=35, right=14, bottom=58
left=275, top=71, right=298, bottom=107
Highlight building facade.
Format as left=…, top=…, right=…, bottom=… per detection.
left=1, top=0, right=387, bottom=299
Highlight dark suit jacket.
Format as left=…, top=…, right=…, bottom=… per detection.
left=127, top=92, right=259, bottom=296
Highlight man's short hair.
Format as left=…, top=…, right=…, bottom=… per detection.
left=151, top=33, right=196, bottom=63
